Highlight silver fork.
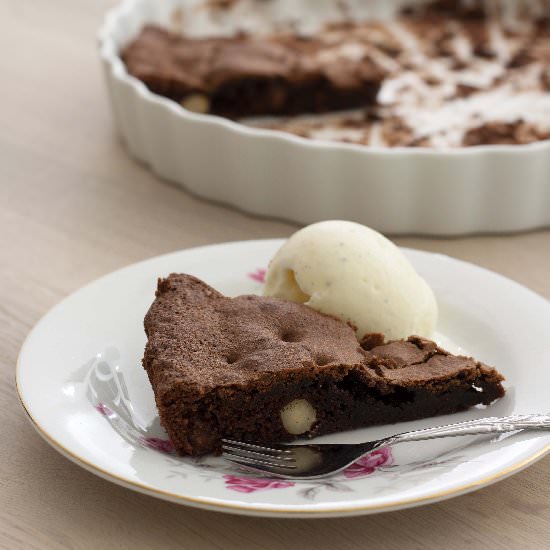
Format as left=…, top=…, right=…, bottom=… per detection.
left=222, top=414, right=550, bottom=479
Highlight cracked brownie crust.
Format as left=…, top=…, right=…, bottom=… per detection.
left=143, top=274, right=505, bottom=456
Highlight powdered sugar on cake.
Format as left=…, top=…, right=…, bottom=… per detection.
left=168, top=0, right=550, bottom=148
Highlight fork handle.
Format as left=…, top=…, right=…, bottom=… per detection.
left=385, top=414, right=550, bottom=446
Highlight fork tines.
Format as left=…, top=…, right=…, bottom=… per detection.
left=221, top=438, right=297, bottom=470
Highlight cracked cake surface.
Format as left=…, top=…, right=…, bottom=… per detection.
left=143, top=274, right=505, bottom=456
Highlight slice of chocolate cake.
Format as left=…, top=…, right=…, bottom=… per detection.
left=143, top=274, right=505, bottom=456
left=121, top=25, right=387, bottom=118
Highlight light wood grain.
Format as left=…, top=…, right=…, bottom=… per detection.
left=1, top=1, right=549, bottom=548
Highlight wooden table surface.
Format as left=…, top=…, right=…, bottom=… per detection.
left=1, top=1, right=549, bottom=548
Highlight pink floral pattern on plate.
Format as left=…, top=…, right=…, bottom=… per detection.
left=223, top=475, right=295, bottom=493
left=247, top=268, right=266, bottom=283
left=95, top=403, right=114, bottom=417
left=222, top=449, right=393, bottom=493
left=140, top=436, right=175, bottom=454
left=343, top=448, right=393, bottom=479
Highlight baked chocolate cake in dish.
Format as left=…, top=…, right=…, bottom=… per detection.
left=143, top=274, right=505, bottom=456
left=122, top=0, right=550, bottom=148
left=121, top=25, right=387, bottom=118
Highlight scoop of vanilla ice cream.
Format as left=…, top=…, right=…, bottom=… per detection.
left=263, top=221, right=437, bottom=340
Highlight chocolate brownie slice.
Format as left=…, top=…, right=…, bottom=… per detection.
left=143, top=274, right=505, bottom=456
left=121, top=25, right=386, bottom=118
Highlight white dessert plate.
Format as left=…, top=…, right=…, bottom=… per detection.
left=16, top=240, right=550, bottom=518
